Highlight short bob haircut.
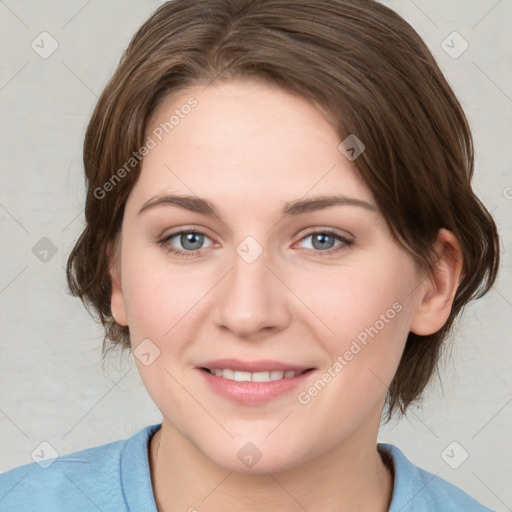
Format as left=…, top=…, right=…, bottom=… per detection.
left=66, top=0, right=500, bottom=419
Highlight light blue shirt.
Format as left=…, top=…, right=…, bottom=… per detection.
left=0, top=423, right=495, bottom=511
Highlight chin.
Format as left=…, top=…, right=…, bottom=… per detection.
left=204, top=438, right=308, bottom=475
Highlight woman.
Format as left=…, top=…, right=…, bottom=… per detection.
left=0, top=0, right=500, bottom=510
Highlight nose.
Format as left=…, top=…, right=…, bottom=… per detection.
left=213, top=243, right=291, bottom=339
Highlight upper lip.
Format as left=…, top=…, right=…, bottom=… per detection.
left=197, top=358, right=315, bottom=373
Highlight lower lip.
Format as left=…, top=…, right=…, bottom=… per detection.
left=198, top=368, right=315, bottom=404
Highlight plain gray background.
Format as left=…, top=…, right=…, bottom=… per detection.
left=0, top=0, right=511, bottom=510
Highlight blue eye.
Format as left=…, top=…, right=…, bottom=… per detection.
left=159, top=230, right=213, bottom=258
left=296, top=231, right=353, bottom=255
left=159, top=229, right=353, bottom=258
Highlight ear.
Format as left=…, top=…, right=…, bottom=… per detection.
left=409, top=229, right=463, bottom=336
left=107, top=239, right=128, bottom=327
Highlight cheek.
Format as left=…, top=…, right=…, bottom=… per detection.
left=119, top=250, right=207, bottom=410
left=298, top=258, right=413, bottom=341
left=119, top=246, right=208, bottom=342
left=296, top=256, right=415, bottom=394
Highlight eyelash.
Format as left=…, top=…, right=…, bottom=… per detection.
left=158, top=229, right=353, bottom=259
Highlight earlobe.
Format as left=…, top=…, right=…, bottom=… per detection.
left=107, top=240, right=128, bottom=327
left=410, top=229, right=463, bottom=336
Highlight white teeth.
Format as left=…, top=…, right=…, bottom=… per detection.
left=208, top=368, right=302, bottom=382
left=252, top=371, right=273, bottom=382
left=222, top=368, right=234, bottom=380
left=233, top=371, right=252, bottom=382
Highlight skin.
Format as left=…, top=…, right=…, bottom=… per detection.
left=109, top=78, right=462, bottom=512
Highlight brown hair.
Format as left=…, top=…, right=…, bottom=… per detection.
left=66, top=0, right=500, bottom=419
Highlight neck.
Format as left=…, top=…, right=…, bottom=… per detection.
left=149, top=419, right=393, bottom=512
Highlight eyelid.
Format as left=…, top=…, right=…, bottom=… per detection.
left=294, top=225, right=354, bottom=242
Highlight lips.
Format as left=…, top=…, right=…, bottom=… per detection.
left=196, top=358, right=315, bottom=373
left=198, top=361, right=317, bottom=404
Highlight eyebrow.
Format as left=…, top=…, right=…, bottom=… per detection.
left=137, top=193, right=376, bottom=218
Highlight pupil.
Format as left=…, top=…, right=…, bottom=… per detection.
left=314, top=233, right=333, bottom=250
left=183, top=232, right=202, bottom=250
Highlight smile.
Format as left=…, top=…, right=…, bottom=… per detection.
left=198, top=366, right=316, bottom=404
left=202, top=368, right=310, bottom=382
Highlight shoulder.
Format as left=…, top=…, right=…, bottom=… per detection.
left=0, top=424, right=160, bottom=512
left=379, top=443, right=496, bottom=512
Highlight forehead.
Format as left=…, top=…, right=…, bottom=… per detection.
left=130, top=78, right=374, bottom=213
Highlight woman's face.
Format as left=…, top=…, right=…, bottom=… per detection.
left=111, top=78, right=425, bottom=473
